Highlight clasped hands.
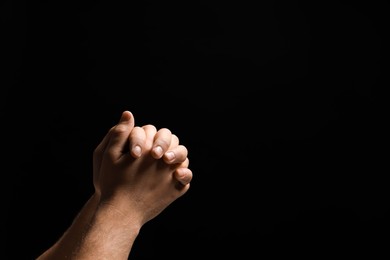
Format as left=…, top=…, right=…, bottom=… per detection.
left=92, top=110, right=193, bottom=226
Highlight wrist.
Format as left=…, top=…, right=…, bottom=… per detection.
left=97, top=193, right=144, bottom=230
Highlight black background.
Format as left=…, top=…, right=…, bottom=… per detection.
left=1, top=0, right=389, bottom=259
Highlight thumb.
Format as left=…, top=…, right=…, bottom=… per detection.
left=106, top=110, right=135, bottom=159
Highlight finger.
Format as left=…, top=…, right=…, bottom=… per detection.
left=163, top=145, right=188, bottom=164
left=179, top=157, right=190, bottom=168
left=169, top=134, right=179, bottom=148
left=94, top=125, right=115, bottom=158
left=106, top=111, right=135, bottom=160
left=142, top=124, right=157, bottom=152
left=174, top=167, right=193, bottom=186
left=151, top=128, right=172, bottom=159
left=93, top=125, right=116, bottom=171
left=129, top=126, right=146, bottom=158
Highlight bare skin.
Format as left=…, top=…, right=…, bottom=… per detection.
left=36, top=111, right=193, bottom=260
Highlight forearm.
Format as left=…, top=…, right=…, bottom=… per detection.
left=36, top=193, right=100, bottom=259
left=71, top=199, right=142, bottom=260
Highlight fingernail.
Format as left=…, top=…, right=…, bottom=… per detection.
left=165, top=151, right=175, bottom=161
left=132, top=145, right=142, bottom=157
left=153, top=146, right=163, bottom=157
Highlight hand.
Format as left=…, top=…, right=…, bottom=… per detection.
left=92, top=111, right=192, bottom=196
left=92, top=111, right=192, bottom=225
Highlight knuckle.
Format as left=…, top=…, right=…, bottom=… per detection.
left=112, top=124, right=128, bottom=134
